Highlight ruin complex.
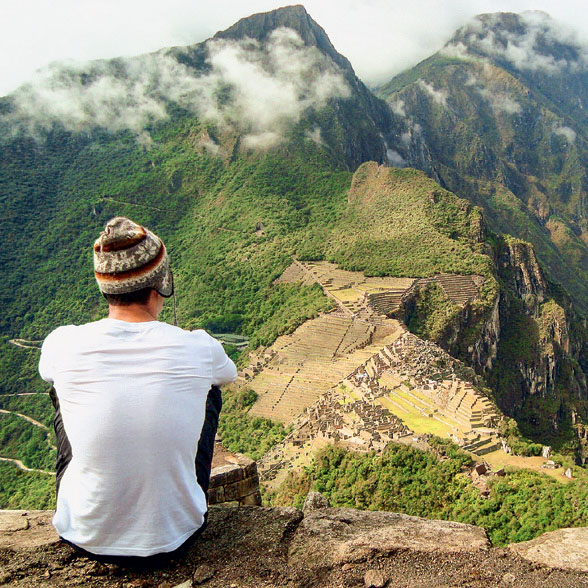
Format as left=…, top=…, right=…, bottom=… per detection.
left=237, top=260, right=509, bottom=487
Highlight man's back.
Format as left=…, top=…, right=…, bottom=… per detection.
left=40, top=318, right=237, bottom=557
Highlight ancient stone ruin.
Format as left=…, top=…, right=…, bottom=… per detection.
left=208, top=443, right=262, bottom=506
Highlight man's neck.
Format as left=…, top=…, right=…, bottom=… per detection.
left=108, top=305, right=159, bottom=323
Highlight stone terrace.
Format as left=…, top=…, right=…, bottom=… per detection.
left=250, top=260, right=500, bottom=478
left=276, top=260, right=415, bottom=315
left=247, top=311, right=406, bottom=423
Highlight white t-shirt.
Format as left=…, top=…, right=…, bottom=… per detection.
left=39, top=318, right=237, bottom=556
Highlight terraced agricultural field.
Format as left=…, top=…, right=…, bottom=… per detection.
left=277, top=260, right=415, bottom=315
left=248, top=312, right=406, bottom=422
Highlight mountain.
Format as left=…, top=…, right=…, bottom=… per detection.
left=377, top=11, right=588, bottom=316
left=2, top=5, right=588, bottom=516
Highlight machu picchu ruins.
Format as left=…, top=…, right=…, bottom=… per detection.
left=237, top=260, right=516, bottom=487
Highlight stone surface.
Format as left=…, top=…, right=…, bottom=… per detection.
left=240, top=491, right=262, bottom=506
left=193, top=563, right=215, bottom=584
left=288, top=508, right=490, bottom=568
left=364, top=568, right=387, bottom=587
left=303, top=491, right=330, bottom=512
left=510, top=527, right=588, bottom=572
left=0, top=510, right=57, bottom=549
left=208, top=450, right=260, bottom=506
left=3, top=507, right=588, bottom=587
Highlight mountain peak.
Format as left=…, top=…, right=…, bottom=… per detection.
left=213, top=4, right=352, bottom=72
left=444, top=11, right=588, bottom=75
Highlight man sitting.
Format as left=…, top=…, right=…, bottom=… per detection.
left=39, top=216, right=237, bottom=559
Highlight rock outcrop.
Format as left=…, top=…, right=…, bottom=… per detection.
left=2, top=506, right=588, bottom=587
left=510, top=528, right=588, bottom=573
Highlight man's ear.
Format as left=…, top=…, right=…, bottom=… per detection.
left=148, top=288, right=164, bottom=305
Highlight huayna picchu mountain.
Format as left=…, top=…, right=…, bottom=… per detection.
left=2, top=5, right=588, bottom=522
left=377, top=11, right=588, bottom=316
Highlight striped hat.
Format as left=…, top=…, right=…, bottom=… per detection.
left=93, top=217, right=173, bottom=297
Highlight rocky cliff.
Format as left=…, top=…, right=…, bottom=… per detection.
left=376, top=11, right=588, bottom=315
left=398, top=211, right=588, bottom=451
left=489, top=236, right=588, bottom=450
left=2, top=505, right=588, bottom=587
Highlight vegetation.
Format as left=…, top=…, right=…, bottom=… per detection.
left=217, top=388, right=288, bottom=461
left=376, top=52, right=588, bottom=315
left=4, top=19, right=588, bottom=512
left=271, top=443, right=588, bottom=546
left=0, top=413, right=55, bottom=471
left=406, top=282, right=462, bottom=341
left=327, top=164, right=493, bottom=279
left=0, top=463, right=55, bottom=509
left=0, top=394, right=54, bottom=428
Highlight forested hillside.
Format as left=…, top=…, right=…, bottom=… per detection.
left=2, top=6, right=588, bottom=513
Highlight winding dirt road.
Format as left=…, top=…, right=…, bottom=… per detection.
left=0, top=456, right=55, bottom=475
left=8, top=339, right=42, bottom=350
left=0, top=409, right=56, bottom=451
left=2, top=393, right=49, bottom=397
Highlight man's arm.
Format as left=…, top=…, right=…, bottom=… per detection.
left=210, top=337, right=238, bottom=386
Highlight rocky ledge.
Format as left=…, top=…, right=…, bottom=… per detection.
left=1, top=503, right=588, bottom=587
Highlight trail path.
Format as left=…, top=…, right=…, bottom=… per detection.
left=0, top=456, right=55, bottom=475
left=1, top=393, right=49, bottom=397
left=0, top=409, right=56, bottom=451
left=0, top=409, right=48, bottom=430
left=8, top=339, right=42, bottom=350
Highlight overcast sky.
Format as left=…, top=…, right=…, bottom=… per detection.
left=2, top=0, right=588, bottom=96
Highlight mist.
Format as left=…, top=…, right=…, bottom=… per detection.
left=444, top=11, right=588, bottom=74
left=2, top=28, right=350, bottom=147
left=4, top=1, right=588, bottom=98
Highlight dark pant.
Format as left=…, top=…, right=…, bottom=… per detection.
left=54, top=385, right=222, bottom=566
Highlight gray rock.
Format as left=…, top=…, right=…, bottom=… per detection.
left=288, top=508, right=490, bottom=568
left=510, top=527, right=588, bottom=572
left=303, top=491, right=330, bottom=512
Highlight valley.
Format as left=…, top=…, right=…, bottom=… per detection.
left=2, top=3, right=588, bottom=549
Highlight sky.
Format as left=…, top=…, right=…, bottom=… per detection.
left=2, top=0, right=588, bottom=96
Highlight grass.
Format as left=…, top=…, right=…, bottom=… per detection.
left=483, top=449, right=570, bottom=484
left=377, top=395, right=458, bottom=437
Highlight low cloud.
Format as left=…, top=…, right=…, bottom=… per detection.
left=305, top=127, right=323, bottom=146
left=441, top=41, right=472, bottom=61
left=386, top=149, right=406, bottom=167
left=417, top=80, right=448, bottom=107
left=476, top=88, right=521, bottom=114
left=390, top=99, right=406, bottom=117
left=443, top=11, right=588, bottom=74
left=553, top=125, right=576, bottom=143
left=1, top=27, right=350, bottom=148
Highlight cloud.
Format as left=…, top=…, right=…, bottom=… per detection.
left=444, top=10, right=588, bottom=74
left=553, top=125, right=576, bottom=143
left=305, top=127, right=323, bottom=145
left=417, top=80, right=448, bottom=107
left=6, top=1, right=588, bottom=98
left=386, top=149, right=406, bottom=166
left=441, top=41, right=475, bottom=61
left=1, top=27, right=350, bottom=148
left=476, top=87, right=522, bottom=114
left=390, top=99, right=406, bottom=117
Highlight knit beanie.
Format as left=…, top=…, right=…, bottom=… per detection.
left=93, top=217, right=173, bottom=297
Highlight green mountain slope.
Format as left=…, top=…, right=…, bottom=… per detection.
left=2, top=6, right=588, bottom=509
left=377, top=11, right=588, bottom=315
